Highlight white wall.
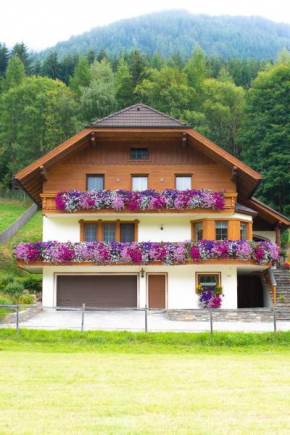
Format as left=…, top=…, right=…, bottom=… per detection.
left=42, top=264, right=238, bottom=309
left=253, top=231, right=276, bottom=244
left=43, top=213, right=252, bottom=243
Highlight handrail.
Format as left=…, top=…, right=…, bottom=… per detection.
left=265, top=268, right=277, bottom=305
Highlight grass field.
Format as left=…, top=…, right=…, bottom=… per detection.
left=0, top=198, right=32, bottom=232
left=0, top=330, right=290, bottom=434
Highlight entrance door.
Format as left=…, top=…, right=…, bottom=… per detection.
left=148, top=274, right=166, bottom=308
left=237, top=275, right=264, bottom=308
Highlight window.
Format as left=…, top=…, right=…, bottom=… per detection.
left=84, top=223, right=97, bottom=242
left=80, top=220, right=139, bottom=242
left=176, top=176, right=192, bottom=190
left=120, top=223, right=135, bottom=243
left=215, top=221, right=228, bottom=240
left=132, top=176, right=148, bottom=191
left=103, top=223, right=116, bottom=242
left=130, top=148, right=149, bottom=160
left=195, top=223, right=203, bottom=241
left=240, top=222, right=247, bottom=240
left=197, top=273, right=221, bottom=289
left=87, top=175, right=104, bottom=191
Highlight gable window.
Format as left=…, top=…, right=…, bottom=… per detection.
left=132, top=175, right=148, bottom=191
left=130, top=148, right=149, bottom=160
left=87, top=175, right=104, bottom=191
left=215, top=221, right=228, bottom=240
left=84, top=223, right=97, bottom=242
left=175, top=176, right=192, bottom=190
left=196, top=273, right=221, bottom=290
left=195, top=222, right=203, bottom=241
left=240, top=222, right=248, bottom=240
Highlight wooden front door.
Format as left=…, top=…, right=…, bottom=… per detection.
left=148, top=274, right=166, bottom=308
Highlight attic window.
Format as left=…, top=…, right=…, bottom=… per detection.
left=130, top=148, right=149, bottom=160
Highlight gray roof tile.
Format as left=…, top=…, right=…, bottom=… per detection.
left=89, top=104, right=187, bottom=128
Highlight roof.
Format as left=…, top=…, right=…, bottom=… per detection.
left=239, top=197, right=290, bottom=227
left=235, top=203, right=258, bottom=216
left=89, top=104, right=187, bottom=128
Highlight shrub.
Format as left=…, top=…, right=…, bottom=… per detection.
left=4, top=281, right=24, bottom=297
left=22, top=277, right=40, bottom=292
left=0, top=292, right=14, bottom=305
left=0, top=274, right=15, bottom=288
left=17, top=294, right=35, bottom=305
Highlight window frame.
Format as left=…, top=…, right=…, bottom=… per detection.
left=129, top=147, right=150, bottom=162
left=196, top=272, right=221, bottom=293
left=131, top=174, right=149, bottom=191
left=215, top=220, right=228, bottom=241
left=175, top=174, right=194, bottom=190
left=80, top=219, right=139, bottom=242
left=191, top=220, right=204, bottom=241
left=86, top=174, right=105, bottom=191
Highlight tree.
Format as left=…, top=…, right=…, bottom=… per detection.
left=11, top=43, right=32, bottom=74
left=115, top=58, right=134, bottom=108
left=239, top=64, right=290, bottom=215
left=59, top=53, right=79, bottom=85
left=0, top=76, right=79, bottom=181
left=136, top=66, right=195, bottom=118
left=184, top=45, right=209, bottom=107
left=127, top=50, right=148, bottom=89
left=2, top=55, right=25, bottom=92
left=0, top=43, right=9, bottom=77
left=69, top=55, right=91, bottom=95
left=79, top=59, right=116, bottom=122
left=42, top=51, right=61, bottom=80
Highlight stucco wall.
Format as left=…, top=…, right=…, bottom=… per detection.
left=42, top=264, right=238, bottom=309
left=43, top=213, right=252, bottom=243
left=253, top=231, right=276, bottom=243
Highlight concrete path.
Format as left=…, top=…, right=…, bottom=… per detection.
left=6, top=309, right=290, bottom=332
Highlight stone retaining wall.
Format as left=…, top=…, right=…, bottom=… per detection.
left=167, top=308, right=275, bottom=322
left=2, top=302, right=42, bottom=324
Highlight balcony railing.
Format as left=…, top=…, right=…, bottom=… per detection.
left=14, top=240, right=279, bottom=267
left=41, top=190, right=237, bottom=214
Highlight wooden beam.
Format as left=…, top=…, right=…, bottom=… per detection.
left=39, top=165, right=48, bottom=182
left=231, top=166, right=238, bottom=182
left=90, top=132, right=96, bottom=147
left=182, top=132, right=187, bottom=148
left=275, top=221, right=282, bottom=247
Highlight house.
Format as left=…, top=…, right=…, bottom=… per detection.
left=14, top=104, right=290, bottom=311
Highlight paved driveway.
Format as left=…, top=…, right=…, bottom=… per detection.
left=12, top=309, right=290, bottom=332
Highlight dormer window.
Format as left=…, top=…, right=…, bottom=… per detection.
left=130, top=148, right=149, bottom=160
left=87, top=175, right=104, bottom=191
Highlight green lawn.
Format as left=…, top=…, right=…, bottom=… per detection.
left=0, top=330, right=290, bottom=434
left=0, top=198, right=32, bottom=232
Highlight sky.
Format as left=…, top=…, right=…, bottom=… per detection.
left=1, top=0, right=290, bottom=51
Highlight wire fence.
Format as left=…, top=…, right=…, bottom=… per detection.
left=0, top=304, right=281, bottom=334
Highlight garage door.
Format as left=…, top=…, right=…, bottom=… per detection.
left=57, top=275, right=137, bottom=308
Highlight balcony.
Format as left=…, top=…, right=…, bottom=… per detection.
left=40, top=190, right=237, bottom=214
left=14, top=240, right=279, bottom=268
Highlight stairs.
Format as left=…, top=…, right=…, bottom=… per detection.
left=272, top=269, right=290, bottom=321
left=261, top=268, right=290, bottom=320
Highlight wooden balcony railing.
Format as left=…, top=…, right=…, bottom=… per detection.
left=41, top=191, right=237, bottom=214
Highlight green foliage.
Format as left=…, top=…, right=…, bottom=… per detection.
left=4, top=281, right=24, bottom=296
left=69, top=54, right=91, bottom=95
left=1, top=274, right=15, bottom=288
left=115, top=58, right=134, bottom=109
left=11, top=42, right=32, bottom=74
left=0, top=292, right=13, bottom=305
left=38, top=11, right=290, bottom=61
left=42, top=51, right=61, bottom=80
left=22, top=277, right=40, bottom=292
left=1, top=55, right=25, bottom=92
left=240, top=64, right=290, bottom=214
left=17, top=293, right=35, bottom=304
left=0, top=43, right=9, bottom=77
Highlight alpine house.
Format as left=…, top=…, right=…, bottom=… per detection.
left=14, top=104, right=290, bottom=310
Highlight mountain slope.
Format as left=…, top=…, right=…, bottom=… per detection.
left=40, top=10, right=290, bottom=60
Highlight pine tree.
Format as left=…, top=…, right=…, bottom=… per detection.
left=115, top=58, right=134, bottom=108
left=0, top=43, right=9, bottom=76
left=42, top=51, right=61, bottom=80
left=11, top=42, right=32, bottom=74
left=69, top=55, right=91, bottom=95
left=2, top=55, right=26, bottom=92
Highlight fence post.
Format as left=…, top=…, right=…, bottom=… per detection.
left=273, top=307, right=277, bottom=332
left=16, top=305, right=19, bottom=335
left=145, top=304, right=148, bottom=333
left=209, top=309, right=213, bottom=336
left=81, top=303, right=85, bottom=332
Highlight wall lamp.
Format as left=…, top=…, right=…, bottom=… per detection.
left=140, top=268, right=145, bottom=278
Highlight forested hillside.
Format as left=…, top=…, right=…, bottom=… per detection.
left=0, top=41, right=289, bottom=217
left=39, top=10, right=290, bottom=60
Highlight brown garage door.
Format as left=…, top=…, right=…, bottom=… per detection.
left=57, top=275, right=137, bottom=308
